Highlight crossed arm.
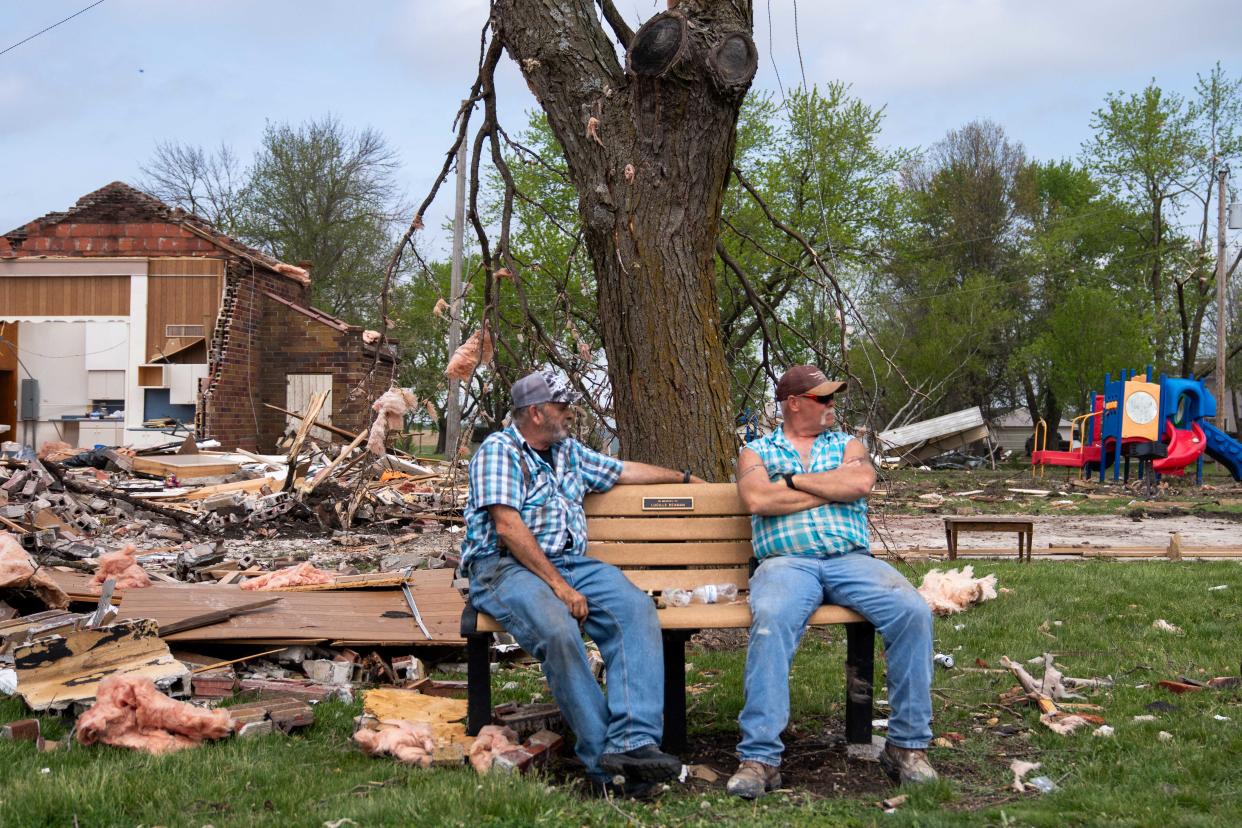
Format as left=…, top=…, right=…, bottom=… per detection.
left=735, top=439, right=875, bottom=516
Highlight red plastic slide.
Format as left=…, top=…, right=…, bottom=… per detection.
left=1152, top=421, right=1207, bottom=475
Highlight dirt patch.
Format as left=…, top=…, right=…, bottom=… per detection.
left=870, top=513, right=1242, bottom=551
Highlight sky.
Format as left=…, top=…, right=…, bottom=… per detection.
left=2, top=0, right=1240, bottom=256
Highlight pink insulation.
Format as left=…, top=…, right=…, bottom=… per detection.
left=362, top=329, right=381, bottom=345
left=90, top=544, right=151, bottom=593
left=468, top=724, right=519, bottom=774
left=0, top=531, right=69, bottom=609
left=445, top=326, right=494, bottom=382
left=76, top=674, right=233, bottom=754
left=917, top=566, right=998, bottom=615
left=353, top=720, right=436, bottom=767
left=240, top=562, right=335, bottom=591
left=367, top=388, right=418, bottom=456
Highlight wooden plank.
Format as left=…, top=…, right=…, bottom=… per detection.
left=113, top=570, right=465, bottom=644
left=622, top=567, right=748, bottom=592
left=0, top=275, right=130, bottom=316
left=587, top=516, right=752, bottom=541
left=297, top=428, right=367, bottom=495
left=282, top=389, right=330, bottom=490
left=166, top=477, right=273, bottom=501
left=476, top=603, right=863, bottom=633
left=584, top=483, right=745, bottom=516
left=286, top=376, right=333, bottom=443
left=132, top=454, right=241, bottom=479
left=587, top=541, right=753, bottom=566
left=12, top=618, right=189, bottom=710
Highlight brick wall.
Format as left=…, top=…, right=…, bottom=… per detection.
left=199, top=263, right=389, bottom=451
left=14, top=221, right=219, bottom=257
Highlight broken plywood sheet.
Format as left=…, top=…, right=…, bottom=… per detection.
left=131, top=455, right=241, bottom=480
left=13, top=618, right=190, bottom=711
left=363, top=687, right=472, bottom=747
left=114, top=569, right=465, bottom=645
left=876, top=407, right=990, bottom=463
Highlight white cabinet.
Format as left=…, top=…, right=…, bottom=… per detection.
left=86, top=370, right=125, bottom=400
left=77, top=421, right=124, bottom=448
left=83, top=322, right=128, bottom=371
left=168, top=364, right=208, bottom=405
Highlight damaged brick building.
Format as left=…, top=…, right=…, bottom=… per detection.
left=0, top=182, right=393, bottom=451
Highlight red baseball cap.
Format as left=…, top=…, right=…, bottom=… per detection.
left=775, top=365, right=846, bottom=401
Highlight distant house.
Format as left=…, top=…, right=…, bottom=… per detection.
left=990, top=409, right=1074, bottom=454
left=0, top=182, right=394, bottom=452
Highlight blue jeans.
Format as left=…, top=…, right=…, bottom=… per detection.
left=737, top=554, right=934, bottom=766
left=468, top=553, right=666, bottom=777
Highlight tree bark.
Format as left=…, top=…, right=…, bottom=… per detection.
left=492, top=0, right=752, bottom=480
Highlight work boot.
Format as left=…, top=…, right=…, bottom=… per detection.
left=584, top=775, right=662, bottom=801
left=879, top=742, right=939, bottom=785
left=599, top=744, right=683, bottom=783
left=726, top=760, right=782, bottom=799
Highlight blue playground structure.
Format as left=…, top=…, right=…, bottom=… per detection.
left=1032, top=367, right=1242, bottom=484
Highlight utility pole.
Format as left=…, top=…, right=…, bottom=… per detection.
left=444, top=124, right=467, bottom=460
left=1216, top=166, right=1229, bottom=430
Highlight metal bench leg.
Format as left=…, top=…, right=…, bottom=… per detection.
left=661, top=630, right=691, bottom=754
left=844, top=621, right=875, bottom=744
left=466, top=633, right=492, bottom=736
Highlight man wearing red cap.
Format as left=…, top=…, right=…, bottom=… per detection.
left=726, top=365, right=937, bottom=798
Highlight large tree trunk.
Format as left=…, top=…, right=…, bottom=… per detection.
left=493, top=0, right=753, bottom=480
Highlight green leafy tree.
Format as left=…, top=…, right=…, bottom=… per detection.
left=868, top=120, right=1027, bottom=427
left=240, top=117, right=409, bottom=324
left=139, top=116, right=409, bottom=327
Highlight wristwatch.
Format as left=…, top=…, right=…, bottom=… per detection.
left=782, top=473, right=798, bottom=491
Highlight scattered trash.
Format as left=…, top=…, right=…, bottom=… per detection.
left=1027, top=775, right=1057, bottom=794
left=1158, top=731, right=1174, bottom=742
left=917, top=566, right=997, bottom=614
left=1208, top=584, right=1228, bottom=591
left=879, top=793, right=909, bottom=811
left=1152, top=619, right=1183, bottom=633
left=1092, top=725, right=1114, bottom=737
left=933, top=653, right=955, bottom=670
left=1010, top=759, right=1041, bottom=792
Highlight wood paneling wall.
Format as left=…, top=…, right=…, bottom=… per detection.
left=146, top=259, right=224, bottom=361
left=0, top=276, right=130, bottom=316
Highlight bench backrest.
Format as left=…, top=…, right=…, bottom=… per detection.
left=583, top=483, right=753, bottom=594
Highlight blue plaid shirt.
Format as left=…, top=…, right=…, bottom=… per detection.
left=460, top=424, right=624, bottom=568
left=745, top=427, right=870, bottom=560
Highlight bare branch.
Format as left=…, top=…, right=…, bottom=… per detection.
left=595, top=0, right=633, bottom=48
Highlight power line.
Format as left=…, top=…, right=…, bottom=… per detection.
left=0, top=0, right=107, bottom=58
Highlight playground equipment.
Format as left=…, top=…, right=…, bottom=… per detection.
left=1031, top=368, right=1242, bottom=484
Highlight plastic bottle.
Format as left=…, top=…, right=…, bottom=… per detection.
left=661, top=583, right=739, bottom=606
left=691, top=583, right=739, bottom=604
left=662, top=588, right=692, bottom=607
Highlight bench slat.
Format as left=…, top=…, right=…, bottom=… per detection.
left=584, top=483, right=744, bottom=516
left=622, top=568, right=748, bottom=592
left=472, top=602, right=863, bottom=633
left=587, top=516, right=752, bottom=541
left=587, top=542, right=753, bottom=566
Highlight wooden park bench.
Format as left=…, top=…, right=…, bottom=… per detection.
left=460, top=483, right=876, bottom=753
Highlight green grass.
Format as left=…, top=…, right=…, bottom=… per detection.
left=3, top=561, right=1242, bottom=826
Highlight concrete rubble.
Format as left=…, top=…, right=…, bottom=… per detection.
left=0, top=412, right=572, bottom=774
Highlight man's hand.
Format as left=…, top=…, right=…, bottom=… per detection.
left=553, top=582, right=589, bottom=620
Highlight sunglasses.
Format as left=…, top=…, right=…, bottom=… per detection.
left=799, top=393, right=835, bottom=405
